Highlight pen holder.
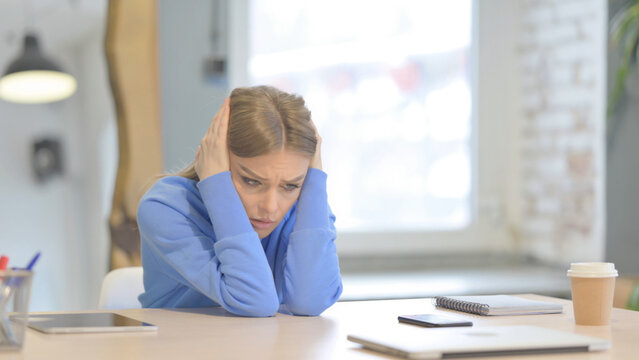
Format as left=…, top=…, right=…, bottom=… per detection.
left=0, top=270, right=33, bottom=350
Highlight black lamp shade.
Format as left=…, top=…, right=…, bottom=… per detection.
left=0, top=33, right=77, bottom=104
left=5, top=35, right=63, bottom=73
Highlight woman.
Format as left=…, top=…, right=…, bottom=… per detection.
left=137, top=85, right=343, bottom=317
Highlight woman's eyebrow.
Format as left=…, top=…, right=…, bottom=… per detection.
left=239, top=165, right=267, bottom=181
left=239, top=165, right=306, bottom=183
left=286, top=174, right=306, bottom=183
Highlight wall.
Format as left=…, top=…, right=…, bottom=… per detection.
left=0, top=1, right=114, bottom=311
left=477, top=0, right=521, bottom=256
left=158, top=0, right=229, bottom=172
left=74, top=33, right=118, bottom=309
left=606, top=0, right=639, bottom=275
left=516, top=0, right=607, bottom=263
left=0, top=0, right=233, bottom=311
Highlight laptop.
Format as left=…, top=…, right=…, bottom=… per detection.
left=347, top=325, right=609, bottom=359
left=27, top=313, right=157, bottom=334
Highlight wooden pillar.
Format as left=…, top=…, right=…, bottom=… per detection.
left=105, top=0, right=163, bottom=269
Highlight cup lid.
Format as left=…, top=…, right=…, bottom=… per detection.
left=567, top=262, right=618, bottom=278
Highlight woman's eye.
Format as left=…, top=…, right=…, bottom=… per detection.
left=284, top=184, right=301, bottom=192
left=242, top=177, right=260, bottom=186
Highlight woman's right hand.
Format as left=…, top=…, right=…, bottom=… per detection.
left=309, top=119, right=322, bottom=170
left=195, top=97, right=231, bottom=180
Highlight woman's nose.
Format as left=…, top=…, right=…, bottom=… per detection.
left=259, top=188, right=279, bottom=214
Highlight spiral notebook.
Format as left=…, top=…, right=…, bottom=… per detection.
left=434, top=295, right=563, bottom=316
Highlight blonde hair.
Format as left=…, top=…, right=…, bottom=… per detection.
left=175, top=85, right=316, bottom=181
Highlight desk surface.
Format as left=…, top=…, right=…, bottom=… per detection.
left=9, top=294, right=639, bottom=359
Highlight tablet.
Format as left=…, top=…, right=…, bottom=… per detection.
left=27, top=312, right=158, bottom=334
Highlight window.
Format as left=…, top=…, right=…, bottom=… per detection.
left=247, top=0, right=473, bottom=234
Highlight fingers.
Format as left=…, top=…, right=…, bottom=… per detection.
left=309, top=119, right=322, bottom=140
left=309, top=119, right=322, bottom=146
left=309, top=119, right=323, bottom=170
left=194, top=98, right=231, bottom=180
left=207, top=97, right=230, bottom=136
left=215, top=97, right=231, bottom=135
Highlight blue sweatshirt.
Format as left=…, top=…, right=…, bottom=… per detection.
left=137, top=168, right=343, bottom=317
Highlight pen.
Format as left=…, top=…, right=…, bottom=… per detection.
left=6, top=252, right=40, bottom=285
left=25, top=251, right=40, bottom=271
left=0, top=256, right=8, bottom=282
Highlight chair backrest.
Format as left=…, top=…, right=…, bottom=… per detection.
left=98, top=266, right=144, bottom=310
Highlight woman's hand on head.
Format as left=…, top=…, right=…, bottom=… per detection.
left=195, top=97, right=231, bottom=180
left=309, top=119, right=322, bottom=170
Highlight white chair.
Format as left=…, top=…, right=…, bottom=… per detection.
left=98, top=266, right=144, bottom=310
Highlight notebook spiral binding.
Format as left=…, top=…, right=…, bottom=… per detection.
left=434, top=297, right=490, bottom=315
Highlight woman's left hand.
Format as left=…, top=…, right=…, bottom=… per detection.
left=195, top=97, right=231, bottom=180
left=309, top=120, right=322, bottom=170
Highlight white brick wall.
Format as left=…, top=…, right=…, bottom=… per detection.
left=517, top=0, right=606, bottom=262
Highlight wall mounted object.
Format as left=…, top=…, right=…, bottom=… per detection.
left=32, top=137, right=63, bottom=182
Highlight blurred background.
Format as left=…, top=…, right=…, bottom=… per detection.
left=0, top=0, right=637, bottom=312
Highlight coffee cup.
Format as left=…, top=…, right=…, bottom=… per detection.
left=567, top=262, right=618, bottom=326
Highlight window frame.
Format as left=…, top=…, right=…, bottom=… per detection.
left=228, top=0, right=519, bottom=257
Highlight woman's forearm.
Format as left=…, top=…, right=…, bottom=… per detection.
left=283, top=168, right=343, bottom=315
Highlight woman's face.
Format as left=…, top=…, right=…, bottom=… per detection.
left=229, top=149, right=311, bottom=239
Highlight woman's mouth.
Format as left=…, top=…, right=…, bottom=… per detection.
left=250, top=218, right=275, bottom=230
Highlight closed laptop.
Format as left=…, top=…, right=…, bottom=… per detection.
left=347, top=325, right=609, bottom=359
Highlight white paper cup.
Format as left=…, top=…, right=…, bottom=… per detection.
left=567, top=262, right=618, bottom=326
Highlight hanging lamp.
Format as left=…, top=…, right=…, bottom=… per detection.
left=0, top=33, right=77, bottom=104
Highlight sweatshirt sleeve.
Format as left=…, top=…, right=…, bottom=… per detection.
left=282, top=168, right=343, bottom=316
left=137, top=172, right=279, bottom=317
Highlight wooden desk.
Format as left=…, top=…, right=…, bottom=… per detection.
left=8, top=294, right=639, bottom=359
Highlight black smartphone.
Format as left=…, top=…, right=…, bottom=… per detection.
left=398, top=314, right=473, bottom=328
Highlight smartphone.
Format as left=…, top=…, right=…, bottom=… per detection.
left=398, top=314, right=473, bottom=328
